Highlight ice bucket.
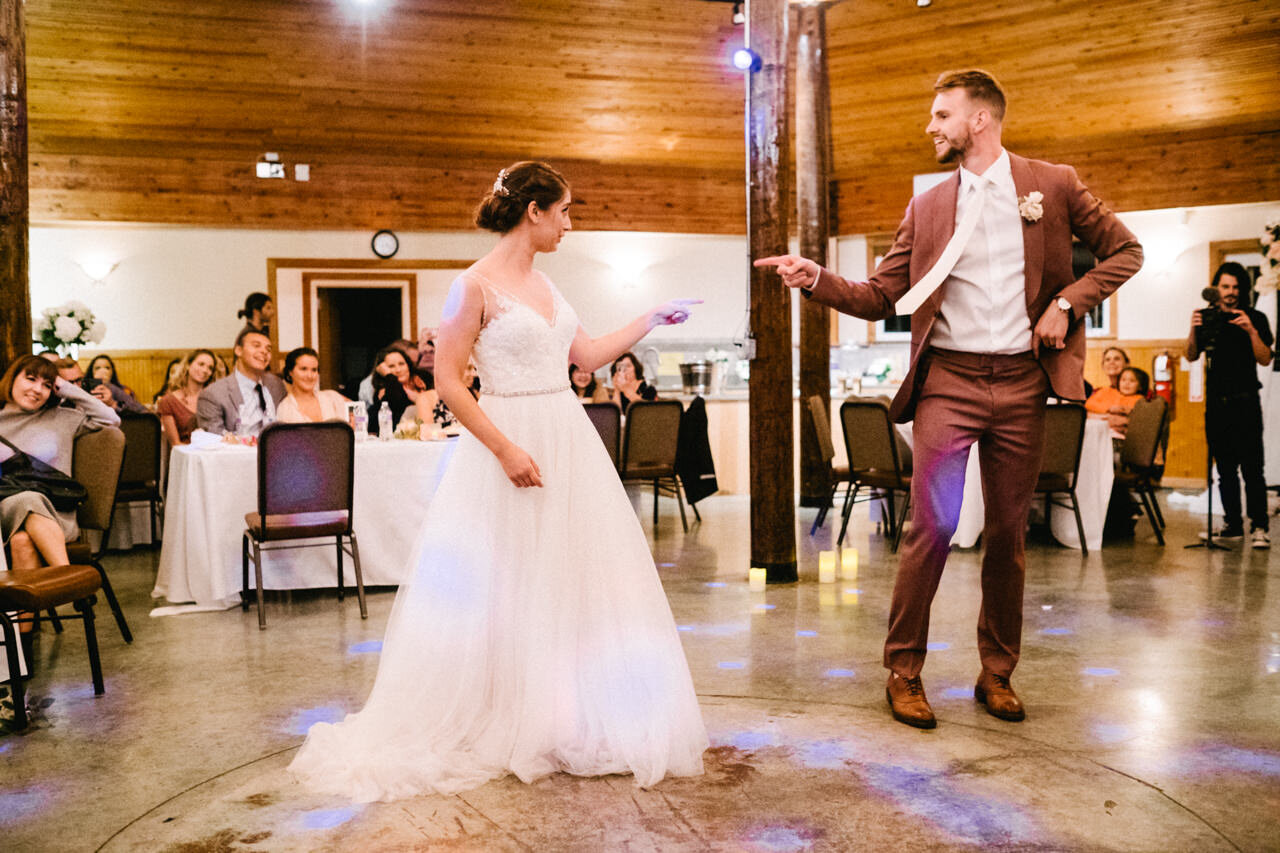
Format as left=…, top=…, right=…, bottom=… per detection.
left=679, top=361, right=713, bottom=395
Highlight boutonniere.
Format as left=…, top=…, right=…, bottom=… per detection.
left=1018, top=191, right=1044, bottom=223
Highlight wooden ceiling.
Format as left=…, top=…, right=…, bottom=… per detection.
left=24, top=0, right=1280, bottom=235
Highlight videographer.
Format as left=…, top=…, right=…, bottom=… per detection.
left=1186, top=261, right=1274, bottom=548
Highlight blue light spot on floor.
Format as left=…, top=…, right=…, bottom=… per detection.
left=677, top=624, right=695, bottom=632
left=754, top=603, right=776, bottom=611
left=824, top=668, right=855, bottom=678
left=718, top=661, right=746, bottom=670
left=844, top=588, right=863, bottom=594
left=942, top=687, right=974, bottom=699
left=1195, top=744, right=1280, bottom=777
left=729, top=730, right=777, bottom=750
left=0, top=787, right=51, bottom=827
left=799, top=739, right=857, bottom=769
left=796, top=630, right=818, bottom=637
left=743, top=824, right=817, bottom=852
left=702, top=622, right=750, bottom=637
left=705, top=581, right=727, bottom=588
left=1041, top=627, right=1073, bottom=635
left=658, top=562, right=676, bottom=567
left=1083, top=667, right=1118, bottom=677
left=862, top=763, right=1036, bottom=844
left=287, top=705, right=346, bottom=735
left=0, top=743, right=10, bottom=754
left=1092, top=723, right=1131, bottom=743
left=927, top=641, right=950, bottom=651
left=346, top=640, right=382, bottom=654
left=300, top=806, right=361, bottom=830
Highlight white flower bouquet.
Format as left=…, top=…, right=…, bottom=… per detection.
left=34, top=301, right=106, bottom=356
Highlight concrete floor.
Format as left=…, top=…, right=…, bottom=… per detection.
left=3, top=493, right=1278, bottom=852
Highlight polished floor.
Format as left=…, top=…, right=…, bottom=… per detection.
left=3, top=492, right=1278, bottom=852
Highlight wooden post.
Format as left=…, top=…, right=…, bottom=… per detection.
left=795, top=2, right=833, bottom=509
left=0, top=0, right=30, bottom=367
left=747, top=0, right=796, bottom=582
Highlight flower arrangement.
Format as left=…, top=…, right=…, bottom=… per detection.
left=1017, top=191, right=1044, bottom=223
left=34, top=301, right=106, bottom=356
left=1259, top=217, right=1280, bottom=294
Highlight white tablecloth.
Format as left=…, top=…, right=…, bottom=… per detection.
left=152, top=438, right=457, bottom=610
left=888, top=417, right=1113, bottom=551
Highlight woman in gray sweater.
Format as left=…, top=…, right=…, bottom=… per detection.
left=1, top=354, right=120, bottom=572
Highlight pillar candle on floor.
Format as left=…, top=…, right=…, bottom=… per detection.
left=818, top=550, right=836, bottom=583
left=841, top=547, right=858, bottom=579
left=748, top=567, right=767, bottom=591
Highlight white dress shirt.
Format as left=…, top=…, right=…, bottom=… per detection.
left=930, top=149, right=1032, bottom=354
left=233, top=367, right=276, bottom=435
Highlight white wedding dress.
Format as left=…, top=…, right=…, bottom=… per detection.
left=288, top=271, right=708, bottom=803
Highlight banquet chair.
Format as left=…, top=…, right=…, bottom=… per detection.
left=62, top=427, right=133, bottom=644
left=241, top=421, right=366, bottom=629
left=582, top=403, right=621, bottom=470
left=1034, top=403, right=1089, bottom=555
left=1114, top=396, right=1168, bottom=546
left=619, top=400, right=690, bottom=533
left=838, top=398, right=913, bottom=551
left=115, top=411, right=164, bottom=546
left=0, top=563, right=105, bottom=731
left=806, top=395, right=852, bottom=535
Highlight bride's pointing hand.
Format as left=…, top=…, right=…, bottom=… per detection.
left=499, top=443, right=544, bottom=488
left=649, top=299, right=703, bottom=329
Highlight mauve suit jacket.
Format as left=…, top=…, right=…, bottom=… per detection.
left=808, top=152, right=1143, bottom=422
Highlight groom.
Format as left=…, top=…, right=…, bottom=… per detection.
left=757, top=69, right=1142, bottom=728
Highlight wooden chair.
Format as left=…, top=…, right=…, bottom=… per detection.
left=620, top=400, right=690, bottom=533
left=1034, top=403, right=1089, bottom=555
left=806, top=395, right=853, bottom=535
left=115, top=411, right=164, bottom=546
left=63, top=427, right=133, bottom=643
left=1114, top=397, right=1168, bottom=545
left=0, top=564, right=105, bottom=731
left=582, top=402, right=621, bottom=470
left=241, top=421, right=366, bottom=629
left=838, top=398, right=913, bottom=551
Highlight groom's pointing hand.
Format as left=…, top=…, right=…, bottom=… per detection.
left=754, top=255, right=821, bottom=290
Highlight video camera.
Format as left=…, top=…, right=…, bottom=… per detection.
left=1196, top=286, right=1233, bottom=353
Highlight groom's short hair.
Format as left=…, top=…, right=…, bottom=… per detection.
left=934, top=69, right=1006, bottom=122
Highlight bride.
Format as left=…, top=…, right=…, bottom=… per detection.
left=289, top=162, right=708, bottom=802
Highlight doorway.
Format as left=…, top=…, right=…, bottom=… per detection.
left=315, top=288, right=403, bottom=397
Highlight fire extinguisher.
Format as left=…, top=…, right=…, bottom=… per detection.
left=1152, top=351, right=1175, bottom=418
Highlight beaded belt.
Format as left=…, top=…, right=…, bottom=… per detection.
left=484, top=384, right=572, bottom=398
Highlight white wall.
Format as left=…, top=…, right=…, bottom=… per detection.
left=28, top=198, right=1280, bottom=353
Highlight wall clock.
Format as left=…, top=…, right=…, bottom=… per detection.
left=371, top=229, right=399, bottom=259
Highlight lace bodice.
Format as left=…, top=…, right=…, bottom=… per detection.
left=466, top=271, right=578, bottom=396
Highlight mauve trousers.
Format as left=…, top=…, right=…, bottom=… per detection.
left=885, top=348, right=1049, bottom=679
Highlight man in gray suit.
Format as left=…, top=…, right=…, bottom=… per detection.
left=196, top=328, right=286, bottom=436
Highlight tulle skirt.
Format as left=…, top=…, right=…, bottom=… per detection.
left=288, top=390, right=707, bottom=802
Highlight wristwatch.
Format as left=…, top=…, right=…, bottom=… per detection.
left=1055, top=296, right=1072, bottom=315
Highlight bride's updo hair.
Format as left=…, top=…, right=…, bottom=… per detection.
left=475, top=161, right=569, bottom=234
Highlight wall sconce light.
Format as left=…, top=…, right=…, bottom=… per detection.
left=76, top=257, right=120, bottom=286
left=732, top=47, right=762, bottom=71
left=256, top=152, right=285, bottom=179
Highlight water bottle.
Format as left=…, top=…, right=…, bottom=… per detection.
left=378, top=401, right=393, bottom=441
left=353, top=405, right=369, bottom=441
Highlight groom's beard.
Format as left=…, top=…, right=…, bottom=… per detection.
left=934, top=132, right=970, bottom=165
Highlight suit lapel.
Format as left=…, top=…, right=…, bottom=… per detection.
left=1010, top=153, right=1044, bottom=314
left=924, top=172, right=961, bottom=316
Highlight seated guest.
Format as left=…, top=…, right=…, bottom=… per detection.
left=1086, top=366, right=1148, bottom=440
left=1100, top=346, right=1130, bottom=389
left=570, top=363, right=609, bottom=403
left=54, top=357, right=83, bottom=384
left=153, top=356, right=183, bottom=404
left=84, top=354, right=147, bottom=413
left=277, top=347, right=351, bottom=423
left=0, top=355, right=119, bottom=592
left=367, top=347, right=433, bottom=434
left=237, top=291, right=274, bottom=339
left=196, top=328, right=285, bottom=436
left=416, top=327, right=436, bottom=389
left=608, top=352, right=658, bottom=414
left=156, top=349, right=218, bottom=446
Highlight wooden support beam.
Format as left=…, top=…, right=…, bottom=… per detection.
left=0, top=0, right=30, bottom=367
left=747, top=0, right=797, bottom=582
left=795, top=2, right=833, bottom=509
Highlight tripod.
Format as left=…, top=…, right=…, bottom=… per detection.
left=1186, top=335, right=1230, bottom=550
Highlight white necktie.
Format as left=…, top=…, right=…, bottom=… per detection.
left=895, top=177, right=989, bottom=316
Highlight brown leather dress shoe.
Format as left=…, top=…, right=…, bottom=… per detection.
left=974, top=671, right=1026, bottom=721
left=886, top=672, right=937, bottom=729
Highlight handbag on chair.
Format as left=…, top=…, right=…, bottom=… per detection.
left=0, top=435, right=89, bottom=512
